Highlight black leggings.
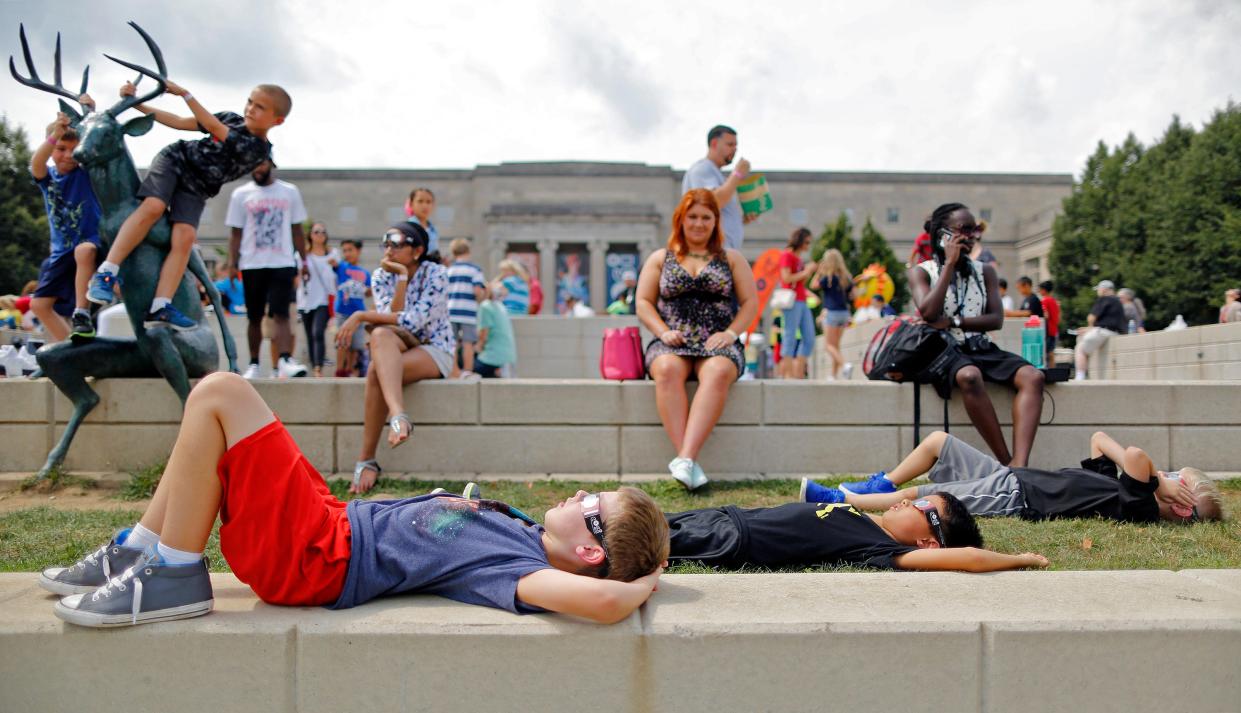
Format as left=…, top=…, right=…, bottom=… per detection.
left=300, top=305, right=330, bottom=369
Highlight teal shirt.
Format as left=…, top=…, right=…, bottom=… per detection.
left=477, top=300, right=516, bottom=367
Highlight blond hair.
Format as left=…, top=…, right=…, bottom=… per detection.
left=498, top=259, right=530, bottom=282
left=1180, top=467, right=1225, bottom=521
left=450, top=238, right=472, bottom=257
left=816, top=248, right=851, bottom=283
left=591, top=487, right=669, bottom=582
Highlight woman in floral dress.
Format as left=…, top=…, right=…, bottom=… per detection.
left=636, top=189, right=757, bottom=490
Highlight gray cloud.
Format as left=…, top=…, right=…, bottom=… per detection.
left=2, top=0, right=347, bottom=94
left=556, top=22, right=666, bottom=137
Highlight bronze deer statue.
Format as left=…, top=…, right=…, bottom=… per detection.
left=11, top=22, right=238, bottom=480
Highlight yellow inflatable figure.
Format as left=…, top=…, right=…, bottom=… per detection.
left=852, top=263, right=894, bottom=309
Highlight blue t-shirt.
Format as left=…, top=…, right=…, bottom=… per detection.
left=335, top=261, right=371, bottom=317
left=818, top=275, right=852, bottom=312
left=213, top=277, right=247, bottom=314
left=500, top=276, right=530, bottom=316
left=330, top=495, right=552, bottom=613
left=35, top=165, right=102, bottom=258
left=682, top=158, right=743, bottom=250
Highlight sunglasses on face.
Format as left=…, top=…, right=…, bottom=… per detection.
left=913, top=499, right=947, bottom=547
left=311, top=228, right=328, bottom=234
left=381, top=231, right=415, bottom=249
left=580, top=493, right=611, bottom=569
left=951, top=225, right=983, bottom=238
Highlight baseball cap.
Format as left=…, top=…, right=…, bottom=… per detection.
left=1094, top=279, right=1114, bottom=291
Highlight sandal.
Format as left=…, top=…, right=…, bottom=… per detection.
left=353, top=459, right=381, bottom=490
left=389, top=413, right=412, bottom=448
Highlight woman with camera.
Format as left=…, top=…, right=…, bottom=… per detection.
left=906, top=203, right=1044, bottom=468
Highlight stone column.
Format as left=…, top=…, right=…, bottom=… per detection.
left=487, top=240, right=508, bottom=278
left=588, top=239, right=608, bottom=313
left=537, top=238, right=559, bottom=315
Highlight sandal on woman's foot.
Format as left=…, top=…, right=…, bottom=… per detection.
left=353, top=459, right=381, bottom=492
left=388, top=413, right=412, bottom=448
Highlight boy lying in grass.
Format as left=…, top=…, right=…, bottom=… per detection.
left=40, top=373, right=669, bottom=628
left=802, top=431, right=1223, bottom=524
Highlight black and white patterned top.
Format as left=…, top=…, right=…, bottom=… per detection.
left=918, top=258, right=987, bottom=341
left=166, top=111, right=272, bottom=198
left=372, top=261, right=455, bottom=355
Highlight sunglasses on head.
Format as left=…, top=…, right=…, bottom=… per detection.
left=913, top=498, right=947, bottom=547
left=580, top=493, right=611, bottom=573
left=381, top=230, right=416, bottom=249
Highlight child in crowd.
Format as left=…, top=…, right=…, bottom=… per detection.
left=30, top=104, right=102, bottom=342
left=334, top=239, right=371, bottom=376
left=446, top=239, right=486, bottom=374
left=475, top=280, right=517, bottom=378
left=1038, top=280, right=1061, bottom=366
left=88, top=80, right=290, bottom=331
left=803, top=431, right=1224, bottom=524
left=40, top=373, right=669, bottom=628
left=406, top=187, right=440, bottom=257
left=667, top=492, right=1048, bottom=572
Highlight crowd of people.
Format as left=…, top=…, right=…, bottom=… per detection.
left=13, top=94, right=1234, bottom=632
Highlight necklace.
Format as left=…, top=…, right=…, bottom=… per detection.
left=685, top=251, right=712, bottom=260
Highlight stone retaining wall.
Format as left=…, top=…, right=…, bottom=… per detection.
left=2, top=571, right=1239, bottom=712
left=4, top=378, right=1239, bottom=476
left=1094, top=321, right=1241, bottom=380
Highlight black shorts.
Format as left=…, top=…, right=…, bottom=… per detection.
left=33, top=248, right=98, bottom=317
left=945, top=340, right=1032, bottom=384
left=137, top=147, right=207, bottom=228
left=1046, top=335, right=1058, bottom=353
left=474, top=359, right=501, bottom=378
left=242, top=267, right=297, bottom=319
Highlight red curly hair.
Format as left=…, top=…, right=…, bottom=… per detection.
left=667, top=188, right=725, bottom=258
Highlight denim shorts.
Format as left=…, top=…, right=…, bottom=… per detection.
left=822, top=309, right=850, bottom=328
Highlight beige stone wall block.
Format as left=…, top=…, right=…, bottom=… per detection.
left=0, top=574, right=299, bottom=713
left=482, top=379, right=620, bottom=423
left=253, top=379, right=363, bottom=424
left=899, top=426, right=1170, bottom=470
left=60, top=424, right=180, bottom=471
left=296, top=596, right=642, bottom=713
left=1169, top=427, right=1241, bottom=471
left=1168, top=382, right=1241, bottom=424
left=0, top=424, right=52, bottom=472
left=620, top=425, right=897, bottom=475
left=282, top=425, right=336, bottom=474
left=763, top=380, right=904, bottom=425
left=1201, top=362, right=1241, bottom=380
left=1039, top=382, right=1173, bottom=425
left=983, top=625, right=1241, bottom=713
left=0, top=378, right=50, bottom=422
left=53, top=378, right=184, bottom=423
left=338, top=425, right=619, bottom=475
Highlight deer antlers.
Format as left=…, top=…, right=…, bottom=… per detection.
left=104, top=21, right=168, bottom=118
left=9, top=24, right=91, bottom=112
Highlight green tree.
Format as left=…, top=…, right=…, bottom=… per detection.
left=855, top=217, right=908, bottom=309
left=0, top=116, right=50, bottom=295
left=810, top=212, right=856, bottom=266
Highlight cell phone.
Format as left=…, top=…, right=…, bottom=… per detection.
left=938, top=228, right=953, bottom=249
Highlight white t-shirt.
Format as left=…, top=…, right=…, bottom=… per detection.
left=682, top=158, right=744, bottom=250
left=225, top=179, right=308, bottom=270
left=298, top=249, right=340, bottom=311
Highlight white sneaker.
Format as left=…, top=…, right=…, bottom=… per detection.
left=669, top=457, right=695, bottom=490
left=242, top=364, right=261, bottom=380
left=277, top=356, right=308, bottom=378
left=841, top=362, right=854, bottom=380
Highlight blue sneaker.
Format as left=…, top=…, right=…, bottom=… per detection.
left=838, top=471, right=896, bottom=496
left=87, top=272, right=119, bottom=306
left=800, top=478, right=845, bottom=503
left=143, top=304, right=196, bottom=332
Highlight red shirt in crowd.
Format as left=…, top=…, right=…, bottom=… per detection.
left=911, top=232, right=934, bottom=264
left=1040, top=294, right=1061, bottom=336
left=778, top=250, right=809, bottom=302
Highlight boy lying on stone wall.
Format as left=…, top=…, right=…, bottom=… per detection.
left=802, top=431, right=1224, bottom=524
left=40, top=373, right=669, bottom=628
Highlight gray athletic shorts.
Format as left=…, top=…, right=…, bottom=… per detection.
left=915, top=434, right=1026, bottom=517
left=452, top=321, right=478, bottom=345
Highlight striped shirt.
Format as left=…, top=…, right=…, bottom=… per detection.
left=446, top=260, right=486, bottom=326
left=500, top=276, right=529, bottom=316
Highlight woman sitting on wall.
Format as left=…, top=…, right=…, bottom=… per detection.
left=636, top=188, right=757, bottom=490
left=335, top=222, right=454, bottom=493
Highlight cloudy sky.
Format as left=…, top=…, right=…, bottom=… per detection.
left=2, top=0, right=1238, bottom=176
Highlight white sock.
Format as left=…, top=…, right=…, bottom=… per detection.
left=150, top=297, right=171, bottom=312
left=73, top=307, right=90, bottom=317
left=98, top=261, right=120, bottom=276
left=122, top=522, right=160, bottom=551
left=157, top=541, right=202, bottom=565
left=1075, top=370, right=1086, bottom=380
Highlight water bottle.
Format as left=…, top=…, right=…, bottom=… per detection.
left=1021, top=315, right=1045, bottom=368
left=1127, top=319, right=1137, bottom=334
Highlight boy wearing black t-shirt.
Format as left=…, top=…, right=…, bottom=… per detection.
left=667, top=492, right=1049, bottom=573
left=808, top=431, right=1223, bottom=524
left=88, top=79, right=289, bottom=331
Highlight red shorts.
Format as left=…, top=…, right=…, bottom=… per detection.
left=216, top=419, right=351, bottom=606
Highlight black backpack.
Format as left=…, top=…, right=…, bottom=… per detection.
left=863, top=316, right=959, bottom=398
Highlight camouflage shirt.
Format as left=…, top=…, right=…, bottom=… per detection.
left=164, top=111, right=271, bottom=198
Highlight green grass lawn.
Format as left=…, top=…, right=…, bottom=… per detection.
left=2, top=477, right=1238, bottom=573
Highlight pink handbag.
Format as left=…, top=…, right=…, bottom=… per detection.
left=600, top=326, right=646, bottom=380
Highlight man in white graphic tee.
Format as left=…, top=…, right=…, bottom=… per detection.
left=681, top=124, right=758, bottom=250
left=224, top=159, right=309, bottom=378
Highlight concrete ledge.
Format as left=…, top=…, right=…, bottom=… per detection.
left=2, top=571, right=1240, bottom=712
left=5, top=379, right=1241, bottom=475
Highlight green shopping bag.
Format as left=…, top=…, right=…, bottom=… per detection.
left=737, top=173, right=774, bottom=218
